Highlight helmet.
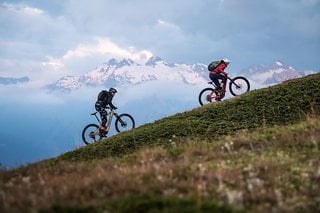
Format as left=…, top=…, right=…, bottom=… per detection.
left=109, top=87, right=117, bottom=93
left=222, top=58, right=231, bottom=64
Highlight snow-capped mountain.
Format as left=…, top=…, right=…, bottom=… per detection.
left=48, top=57, right=317, bottom=91
left=47, top=57, right=208, bottom=91
left=238, top=61, right=306, bottom=85
left=0, top=76, right=29, bottom=85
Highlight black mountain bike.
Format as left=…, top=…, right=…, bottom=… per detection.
left=82, top=108, right=135, bottom=145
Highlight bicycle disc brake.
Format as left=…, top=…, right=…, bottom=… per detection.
left=206, top=95, right=212, bottom=102
left=89, top=131, right=97, bottom=141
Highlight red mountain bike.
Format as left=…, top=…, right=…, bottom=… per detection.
left=198, top=75, right=250, bottom=106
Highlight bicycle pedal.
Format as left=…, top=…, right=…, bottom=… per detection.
left=99, top=129, right=108, bottom=136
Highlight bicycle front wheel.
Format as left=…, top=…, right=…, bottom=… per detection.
left=198, top=88, right=216, bottom=106
left=82, top=124, right=100, bottom=145
left=229, top=76, right=250, bottom=96
left=115, top=114, right=135, bottom=132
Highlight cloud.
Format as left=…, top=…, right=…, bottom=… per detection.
left=0, top=2, right=78, bottom=76
left=0, top=0, right=319, bottom=85
left=41, top=37, right=153, bottom=77
left=157, top=19, right=180, bottom=31
left=62, top=37, right=153, bottom=62
left=1, top=2, right=44, bottom=16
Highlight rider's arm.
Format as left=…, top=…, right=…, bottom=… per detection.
left=108, top=101, right=117, bottom=110
left=215, top=63, right=228, bottom=76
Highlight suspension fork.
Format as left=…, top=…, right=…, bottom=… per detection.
left=228, top=76, right=239, bottom=88
left=115, top=113, right=127, bottom=126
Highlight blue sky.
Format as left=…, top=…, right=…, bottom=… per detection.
left=0, top=0, right=319, bottom=86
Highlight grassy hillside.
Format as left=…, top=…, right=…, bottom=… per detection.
left=0, top=73, right=319, bottom=212
left=59, top=73, right=320, bottom=161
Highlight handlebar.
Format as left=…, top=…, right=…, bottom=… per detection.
left=105, top=106, right=117, bottom=110
left=90, top=107, right=117, bottom=116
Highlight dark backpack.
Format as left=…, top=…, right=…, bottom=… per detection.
left=97, top=90, right=108, bottom=101
left=208, top=61, right=218, bottom=71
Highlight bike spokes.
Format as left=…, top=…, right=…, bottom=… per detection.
left=199, top=88, right=219, bottom=106
left=119, top=119, right=127, bottom=127
left=229, top=77, right=250, bottom=96
left=115, top=114, right=135, bottom=133
left=82, top=124, right=100, bottom=145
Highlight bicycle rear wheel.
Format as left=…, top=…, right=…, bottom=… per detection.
left=198, top=88, right=217, bottom=106
left=229, top=76, right=250, bottom=96
left=115, top=114, right=135, bottom=132
left=82, top=124, right=100, bottom=145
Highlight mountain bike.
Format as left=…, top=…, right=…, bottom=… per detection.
left=198, top=75, right=250, bottom=106
left=82, top=107, right=135, bottom=145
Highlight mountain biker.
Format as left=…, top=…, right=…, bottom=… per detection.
left=209, top=58, right=231, bottom=101
left=95, top=87, right=118, bottom=135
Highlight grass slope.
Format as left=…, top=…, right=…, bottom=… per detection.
left=59, top=73, right=320, bottom=161
left=0, top=73, right=320, bottom=212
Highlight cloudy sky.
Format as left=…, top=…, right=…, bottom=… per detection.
left=1, top=0, right=319, bottom=85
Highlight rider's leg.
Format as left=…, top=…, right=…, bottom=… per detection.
left=220, top=82, right=225, bottom=89
left=99, top=110, right=108, bottom=136
left=100, top=109, right=108, bottom=129
left=219, top=76, right=227, bottom=98
left=215, top=74, right=225, bottom=91
left=210, top=73, right=222, bottom=90
left=95, top=102, right=108, bottom=131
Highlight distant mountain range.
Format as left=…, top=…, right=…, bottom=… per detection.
left=1, top=58, right=317, bottom=90
left=46, top=57, right=207, bottom=90
left=47, top=57, right=317, bottom=91
left=0, top=76, right=29, bottom=85
left=238, top=61, right=316, bottom=85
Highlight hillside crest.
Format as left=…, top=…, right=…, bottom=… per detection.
left=59, top=73, right=320, bottom=161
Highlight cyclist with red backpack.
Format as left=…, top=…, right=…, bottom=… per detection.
left=95, top=88, right=118, bottom=134
left=208, top=58, right=231, bottom=100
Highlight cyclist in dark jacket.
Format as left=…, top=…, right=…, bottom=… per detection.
left=95, top=87, right=117, bottom=134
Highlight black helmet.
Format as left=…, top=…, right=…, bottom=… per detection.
left=109, top=87, right=117, bottom=93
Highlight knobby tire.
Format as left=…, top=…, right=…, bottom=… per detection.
left=229, top=76, right=250, bottom=96
left=115, top=113, right=135, bottom=132
left=82, top=123, right=99, bottom=145
left=198, top=88, right=215, bottom=106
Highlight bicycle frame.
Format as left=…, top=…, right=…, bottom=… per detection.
left=207, top=76, right=241, bottom=100
left=91, top=109, right=117, bottom=133
left=206, top=77, right=228, bottom=100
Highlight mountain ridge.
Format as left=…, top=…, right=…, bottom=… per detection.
left=48, top=57, right=317, bottom=91
left=239, top=61, right=307, bottom=85
left=47, top=57, right=208, bottom=90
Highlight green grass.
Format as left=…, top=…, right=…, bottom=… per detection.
left=1, top=73, right=320, bottom=212
left=58, top=73, right=320, bottom=161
